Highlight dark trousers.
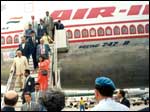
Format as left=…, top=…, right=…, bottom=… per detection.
left=32, top=48, right=38, bottom=69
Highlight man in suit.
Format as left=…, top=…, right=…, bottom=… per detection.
left=117, top=89, right=130, bottom=108
left=37, top=19, right=46, bottom=44
left=31, top=83, right=47, bottom=111
left=44, top=11, right=54, bottom=40
left=10, top=50, right=28, bottom=91
left=36, top=38, right=51, bottom=61
left=21, top=92, right=40, bottom=111
left=22, top=69, right=35, bottom=104
left=31, top=82, right=43, bottom=104
left=54, top=20, right=64, bottom=30
left=18, top=36, right=31, bottom=62
left=28, top=30, right=39, bottom=70
left=2, top=90, right=18, bottom=111
left=25, top=24, right=33, bottom=40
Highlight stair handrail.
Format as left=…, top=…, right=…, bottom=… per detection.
left=5, top=68, right=15, bottom=92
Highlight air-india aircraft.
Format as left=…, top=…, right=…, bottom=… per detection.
left=1, top=1, right=149, bottom=89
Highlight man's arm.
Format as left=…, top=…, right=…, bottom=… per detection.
left=10, top=58, right=16, bottom=73
left=31, top=78, right=35, bottom=92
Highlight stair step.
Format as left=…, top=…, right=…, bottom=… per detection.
left=6, top=48, right=55, bottom=111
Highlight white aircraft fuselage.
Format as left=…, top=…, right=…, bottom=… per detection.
left=1, top=1, right=149, bottom=89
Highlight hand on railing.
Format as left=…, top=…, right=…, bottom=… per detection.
left=10, top=70, right=13, bottom=74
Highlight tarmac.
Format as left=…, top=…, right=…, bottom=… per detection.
left=62, top=104, right=149, bottom=111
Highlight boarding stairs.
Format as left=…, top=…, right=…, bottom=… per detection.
left=1, top=45, right=59, bottom=111
left=2, top=28, right=67, bottom=111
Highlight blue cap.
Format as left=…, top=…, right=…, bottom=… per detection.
left=95, top=77, right=116, bottom=90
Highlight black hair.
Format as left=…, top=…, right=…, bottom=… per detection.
left=16, top=49, right=22, bottom=53
left=119, top=89, right=126, bottom=97
left=39, top=55, right=45, bottom=62
left=35, top=82, right=40, bottom=86
left=40, top=90, right=65, bottom=111
left=24, top=92, right=31, bottom=96
left=4, top=94, right=18, bottom=106
left=44, top=31, right=48, bottom=35
left=25, top=69, right=30, bottom=74
left=95, top=85, right=114, bottom=97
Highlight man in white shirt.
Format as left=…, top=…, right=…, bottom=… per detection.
left=36, top=39, right=51, bottom=60
left=91, top=76, right=129, bottom=111
left=21, top=92, right=40, bottom=111
left=31, top=83, right=47, bottom=111
left=31, top=83, right=43, bottom=104
left=18, top=36, right=31, bottom=62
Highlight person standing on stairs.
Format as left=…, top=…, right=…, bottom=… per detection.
left=37, top=55, right=50, bottom=92
left=22, top=69, right=35, bottom=104
left=10, top=50, right=28, bottom=91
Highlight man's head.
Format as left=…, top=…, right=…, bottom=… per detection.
left=40, top=19, right=44, bottom=24
left=28, top=24, right=32, bottom=29
left=21, top=36, right=26, bottom=43
left=117, top=89, right=126, bottom=99
left=40, top=38, right=44, bottom=44
left=24, top=92, right=32, bottom=103
left=39, top=89, right=65, bottom=111
left=35, top=82, right=40, bottom=91
left=24, top=69, right=30, bottom=77
left=58, top=20, right=61, bottom=23
left=30, top=30, right=35, bottom=37
left=94, top=76, right=116, bottom=101
left=4, top=90, right=18, bottom=106
left=46, top=11, right=49, bottom=16
left=16, top=50, right=22, bottom=57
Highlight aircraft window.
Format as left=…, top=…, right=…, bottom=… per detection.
left=82, top=29, right=89, bottom=38
left=105, top=27, right=112, bottom=36
left=145, top=24, right=149, bottom=33
left=114, top=26, right=120, bottom=35
left=1, top=36, right=5, bottom=45
left=137, top=24, right=144, bottom=34
left=66, top=30, right=73, bottom=39
left=14, top=35, right=19, bottom=43
left=6, top=36, right=12, bottom=44
left=90, top=28, right=96, bottom=37
left=121, top=25, right=128, bottom=34
left=130, top=25, right=136, bottom=34
left=74, top=29, right=80, bottom=38
left=97, top=27, right=104, bottom=36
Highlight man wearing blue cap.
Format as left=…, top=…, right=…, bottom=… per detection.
left=91, top=76, right=129, bottom=111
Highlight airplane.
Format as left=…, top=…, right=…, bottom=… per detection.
left=1, top=1, right=149, bottom=89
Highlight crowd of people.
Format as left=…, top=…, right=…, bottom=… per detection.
left=1, top=11, right=148, bottom=112
left=2, top=89, right=65, bottom=111
left=2, top=76, right=149, bottom=111
left=9, top=11, right=65, bottom=93
left=1, top=11, right=66, bottom=111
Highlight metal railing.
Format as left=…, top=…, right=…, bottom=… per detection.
left=1, top=67, right=15, bottom=109
left=5, top=69, right=15, bottom=92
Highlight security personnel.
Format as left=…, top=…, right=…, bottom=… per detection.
left=91, top=76, right=129, bottom=111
